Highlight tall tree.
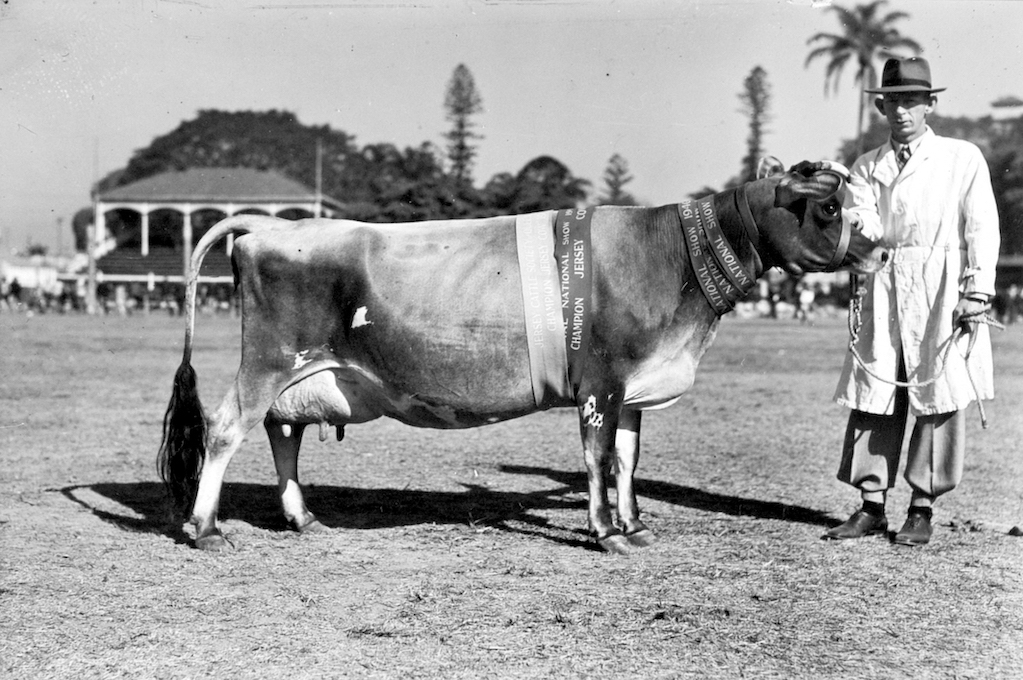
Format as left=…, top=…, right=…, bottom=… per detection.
left=738, top=66, right=772, bottom=183
left=443, top=64, right=484, bottom=187
left=597, top=154, right=637, bottom=205
left=805, top=1, right=921, bottom=158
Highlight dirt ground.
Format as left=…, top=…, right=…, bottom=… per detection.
left=2, top=312, right=1021, bottom=679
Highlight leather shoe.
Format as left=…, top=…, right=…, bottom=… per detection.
left=822, top=510, right=888, bottom=540
left=893, top=513, right=932, bottom=546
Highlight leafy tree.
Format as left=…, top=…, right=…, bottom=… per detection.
left=101, top=110, right=359, bottom=198
left=484, top=156, right=590, bottom=214
left=597, top=154, right=637, bottom=205
left=805, top=1, right=921, bottom=158
left=443, top=64, right=484, bottom=187
left=738, top=66, right=772, bottom=183
left=479, top=172, right=520, bottom=214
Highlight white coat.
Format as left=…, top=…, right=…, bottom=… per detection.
left=834, top=127, right=1000, bottom=416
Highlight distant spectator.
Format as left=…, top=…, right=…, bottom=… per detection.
left=7, top=277, right=23, bottom=310
left=1007, top=284, right=1021, bottom=325
left=796, top=284, right=816, bottom=323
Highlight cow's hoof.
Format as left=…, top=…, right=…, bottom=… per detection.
left=625, top=528, right=657, bottom=547
left=195, top=532, right=234, bottom=551
left=597, top=533, right=635, bottom=555
left=296, top=518, right=330, bottom=534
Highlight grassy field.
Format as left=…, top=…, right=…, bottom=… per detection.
left=1, top=311, right=1021, bottom=679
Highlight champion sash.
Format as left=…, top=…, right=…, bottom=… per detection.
left=515, top=209, right=594, bottom=407
left=678, top=198, right=756, bottom=315
left=516, top=211, right=571, bottom=408
left=554, top=208, right=593, bottom=396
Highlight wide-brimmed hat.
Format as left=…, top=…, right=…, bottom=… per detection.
left=865, top=57, right=946, bottom=94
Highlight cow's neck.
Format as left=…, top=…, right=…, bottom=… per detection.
left=675, top=192, right=761, bottom=316
left=712, top=186, right=765, bottom=280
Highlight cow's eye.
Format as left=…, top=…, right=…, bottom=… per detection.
left=822, top=201, right=840, bottom=217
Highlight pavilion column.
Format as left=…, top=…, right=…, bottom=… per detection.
left=141, top=208, right=150, bottom=256
left=85, top=203, right=106, bottom=315
left=95, top=208, right=106, bottom=248
left=182, top=205, right=193, bottom=282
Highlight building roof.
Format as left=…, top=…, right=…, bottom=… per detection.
left=991, top=95, right=1023, bottom=109
left=98, top=167, right=342, bottom=208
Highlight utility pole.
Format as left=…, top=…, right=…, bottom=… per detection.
left=86, top=137, right=99, bottom=315
left=315, top=138, right=323, bottom=217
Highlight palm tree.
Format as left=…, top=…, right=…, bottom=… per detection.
left=805, top=1, right=922, bottom=158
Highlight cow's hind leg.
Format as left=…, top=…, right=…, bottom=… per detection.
left=265, top=418, right=329, bottom=534
left=191, top=381, right=273, bottom=550
left=579, top=390, right=632, bottom=554
left=615, top=409, right=655, bottom=547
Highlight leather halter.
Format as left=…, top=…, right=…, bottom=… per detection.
left=735, top=184, right=761, bottom=252
left=824, top=210, right=852, bottom=272
left=734, top=184, right=763, bottom=276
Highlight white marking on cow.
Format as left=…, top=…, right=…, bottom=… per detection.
left=292, top=350, right=312, bottom=369
left=281, top=424, right=293, bottom=437
left=352, top=306, right=372, bottom=328
left=582, top=394, right=604, bottom=429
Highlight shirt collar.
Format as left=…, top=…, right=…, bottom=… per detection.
left=890, top=126, right=931, bottom=156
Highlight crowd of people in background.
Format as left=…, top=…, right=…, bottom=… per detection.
left=0, top=277, right=236, bottom=316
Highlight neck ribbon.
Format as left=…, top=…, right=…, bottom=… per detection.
left=677, top=196, right=756, bottom=315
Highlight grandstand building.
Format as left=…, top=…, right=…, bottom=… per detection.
left=70, top=167, right=342, bottom=312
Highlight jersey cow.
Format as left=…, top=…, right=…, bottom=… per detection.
left=159, top=160, right=887, bottom=553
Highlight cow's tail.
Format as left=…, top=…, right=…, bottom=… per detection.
left=157, top=214, right=281, bottom=515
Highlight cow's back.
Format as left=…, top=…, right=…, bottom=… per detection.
left=235, top=216, right=540, bottom=427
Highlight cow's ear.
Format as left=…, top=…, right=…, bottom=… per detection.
left=775, top=170, right=844, bottom=208
left=775, top=177, right=800, bottom=208
left=756, top=156, right=786, bottom=179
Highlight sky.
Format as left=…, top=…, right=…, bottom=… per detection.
left=2, top=0, right=1021, bottom=255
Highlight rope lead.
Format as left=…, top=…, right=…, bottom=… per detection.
left=847, top=282, right=1005, bottom=428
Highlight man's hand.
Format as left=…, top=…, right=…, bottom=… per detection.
left=953, top=295, right=991, bottom=331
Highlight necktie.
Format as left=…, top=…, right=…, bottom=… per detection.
left=897, top=144, right=912, bottom=171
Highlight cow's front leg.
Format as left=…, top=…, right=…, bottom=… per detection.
left=265, top=418, right=328, bottom=534
left=615, top=408, right=655, bottom=547
left=578, top=390, right=632, bottom=554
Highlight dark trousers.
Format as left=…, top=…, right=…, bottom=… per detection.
left=838, top=360, right=966, bottom=504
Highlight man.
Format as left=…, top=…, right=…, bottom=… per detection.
left=824, top=57, right=1000, bottom=546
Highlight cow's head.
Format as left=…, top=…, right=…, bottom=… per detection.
left=743, top=159, right=888, bottom=276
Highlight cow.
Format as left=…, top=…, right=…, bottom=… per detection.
left=158, top=160, right=888, bottom=554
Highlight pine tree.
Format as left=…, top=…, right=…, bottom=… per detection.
left=739, top=66, right=771, bottom=183
left=443, top=64, right=484, bottom=187
left=598, top=154, right=636, bottom=205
